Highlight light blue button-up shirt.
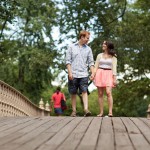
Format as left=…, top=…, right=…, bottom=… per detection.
left=66, top=42, right=94, bottom=78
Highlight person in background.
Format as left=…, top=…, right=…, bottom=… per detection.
left=51, top=87, right=66, bottom=116
left=94, top=40, right=117, bottom=117
left=65, top=30, right=95, bottom=117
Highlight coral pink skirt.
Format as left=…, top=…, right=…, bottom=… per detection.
left=94, top=69, right=114, bottom=87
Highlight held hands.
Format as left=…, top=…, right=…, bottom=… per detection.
left=90, top=73, right=95, bottom=81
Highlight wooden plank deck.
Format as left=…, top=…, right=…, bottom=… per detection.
left=0, top=117, right=150, bottom=150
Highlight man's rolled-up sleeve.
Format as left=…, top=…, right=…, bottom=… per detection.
left=65, top=46, right=72, bottom=65
left=88, top=48, right=94, bottom=67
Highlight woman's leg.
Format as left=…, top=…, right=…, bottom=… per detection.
left=97, top=87, right=104, bottom=116
left=106, top=87, right=113, bottom=115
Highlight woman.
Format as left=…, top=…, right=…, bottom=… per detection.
left=94, top=41, right=117, bottom=117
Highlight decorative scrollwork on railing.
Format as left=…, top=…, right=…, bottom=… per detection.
left=0, top=80, right=50, bottom=117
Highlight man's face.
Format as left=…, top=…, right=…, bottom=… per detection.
left=81, top=34, right=90, bottom=44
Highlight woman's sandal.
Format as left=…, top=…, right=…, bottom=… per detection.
left=97, top=114, right=104, bottom=117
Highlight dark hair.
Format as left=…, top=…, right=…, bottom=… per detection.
left=56, top=87, right=61, bottom=94
left=105, top=41, right=116, bottom=57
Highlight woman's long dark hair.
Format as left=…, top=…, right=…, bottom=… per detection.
left=105, top=41, right=117, bottom=57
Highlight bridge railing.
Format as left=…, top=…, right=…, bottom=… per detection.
left=0, top=80, right=50, bottom=117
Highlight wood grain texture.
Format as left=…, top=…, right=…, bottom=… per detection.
left=0, top=117, right=150, bottom=150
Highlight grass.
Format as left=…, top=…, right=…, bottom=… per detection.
left=50, top=89, right=110, bottom=117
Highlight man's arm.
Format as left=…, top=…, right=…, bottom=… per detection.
left=90, top=65, right=95, bottom=80
left=66, top=45, right=73, bottom=80
left=66, top=64, right=73, bottom=80
left=62, top=93, right=66, bottom=101
left=88, top=48, right=95, bottom=80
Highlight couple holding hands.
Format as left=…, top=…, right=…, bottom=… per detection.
left=66, top=30, right=117, bottom=117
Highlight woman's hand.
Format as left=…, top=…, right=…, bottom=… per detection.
left=113, top=76, right=117, bottom=86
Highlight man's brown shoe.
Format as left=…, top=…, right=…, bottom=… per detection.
left=84, top=110, right=91, bottom=117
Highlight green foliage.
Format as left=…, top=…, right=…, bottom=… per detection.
left=55, top=78, right=150, bottom=117
left=0, top=0, right=61, bottom=104
left=57, top=0, right=150, bottom=117
left=113, top=78, right=150, bottom=117
left=0, top=0, right=150, bottom=117
left=59, top=0, right=127, bottom=41
left=50, top=88, right=110, bottom=117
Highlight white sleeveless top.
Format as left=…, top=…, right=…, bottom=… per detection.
left=95, top=53, right=117, bottom=75
left=99, top=58, right=112, bottom=69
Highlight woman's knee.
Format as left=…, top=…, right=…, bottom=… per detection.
left=98, top=90, right=103, bottom=97
left=106, top=91, right=112, bottom=97
left=98, top=88, right=104, bottom=97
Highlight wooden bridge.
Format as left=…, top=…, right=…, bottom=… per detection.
left=0, top=116, right=150, bottom=150
left=0, top=80, right=50, bottom=117
left=1, top=80, right=150, bottom=150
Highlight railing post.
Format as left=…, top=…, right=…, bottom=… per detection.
left=39, top=98, right=44, bottom=109
left=147, top=104, right=150, bottom=119
left=0, top=102, right=1, bottom=117
left=45, top=101, right=50, bottom=111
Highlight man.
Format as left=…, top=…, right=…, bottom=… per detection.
left=66, top=30, right=95, bottom=117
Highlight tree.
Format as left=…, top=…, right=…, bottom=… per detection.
left=58, top=0, right=127, bottom=80
left=111, top=0, right=150, bottom=116
left=0, top=0, right=61, bottom=104
left=58, top=0, right=150, bottom=116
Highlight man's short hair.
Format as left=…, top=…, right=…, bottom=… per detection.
left=79, top=30, right=90, bottom=39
